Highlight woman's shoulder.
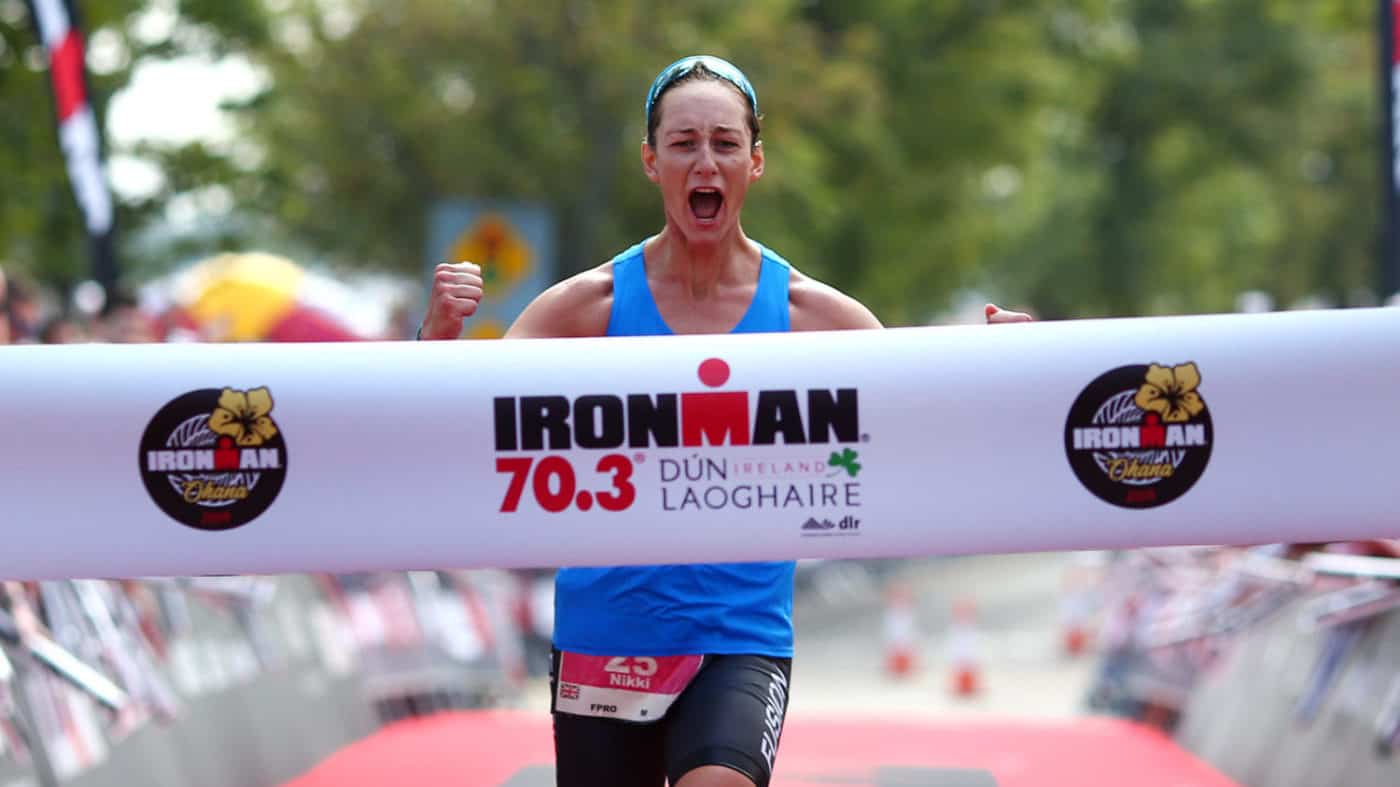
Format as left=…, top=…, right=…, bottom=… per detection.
left=784, top=264, right=884, bottom=331
left=556, top=262, right=617, bottom=300
left=505, top=261, right=615, bottom=338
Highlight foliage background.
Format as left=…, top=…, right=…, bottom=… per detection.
left=0, top=0, right=1387, bottom=323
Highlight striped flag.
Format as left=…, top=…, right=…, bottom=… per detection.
left=26, top=0, right=118, bottom=289
left=1383, top=1, right=1400, bottom=300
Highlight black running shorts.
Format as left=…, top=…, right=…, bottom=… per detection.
left=550, top=648, right=793, bottom=787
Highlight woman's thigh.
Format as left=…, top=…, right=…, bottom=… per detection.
left=663, top=654, right=793, bottom=787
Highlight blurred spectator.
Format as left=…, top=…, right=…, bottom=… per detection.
left=40, top=314, right=91, bottom=344
left=3, top=275, right=42, bottom=343
left=0, top=263, right=10, bottom=344
left=385, top=298, right=418, bottom=340
left=99, top=289, right=160, bottom=343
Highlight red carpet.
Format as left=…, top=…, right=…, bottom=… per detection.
left=284, top=710, right=1239, bottom=787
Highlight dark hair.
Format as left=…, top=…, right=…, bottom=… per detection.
left=100, top=287, right=139, bottom=319
left=39, top=316, right=77, bottom=344
left=646, top=63, right=762, bottom=149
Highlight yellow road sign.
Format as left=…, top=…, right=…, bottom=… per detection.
left=465, top=319, right=506, bottom=340
left=448, top=214, right=532, bottom=297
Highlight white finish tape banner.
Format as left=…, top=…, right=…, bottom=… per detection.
left=1, top=308, right=1397, bottom=580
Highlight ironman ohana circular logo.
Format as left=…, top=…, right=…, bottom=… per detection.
left=1064, top=363, right=1212, bottom=509
left=139, top=387, right=288, bottom=531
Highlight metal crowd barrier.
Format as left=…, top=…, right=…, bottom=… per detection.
left=0, top=571, right=532, bottom=787
left=1083, top=543, right=1400, bottom=787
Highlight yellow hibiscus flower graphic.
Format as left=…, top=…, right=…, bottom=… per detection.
left=1134, top=363, right=1205, bottom=423
left=208, top=387, right=279, bottom=446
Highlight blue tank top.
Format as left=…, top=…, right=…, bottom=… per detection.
left=552, top=239, right=796, bottom=657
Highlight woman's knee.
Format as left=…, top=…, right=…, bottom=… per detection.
left=673, top=764, right=756, bottom=787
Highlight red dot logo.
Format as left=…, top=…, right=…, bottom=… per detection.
left=698, top=358, right=730, bottom=388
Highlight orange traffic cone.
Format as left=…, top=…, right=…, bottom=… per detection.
left=883, top=583, right=918, bottom=679
left=947, top=598, right=981, bottom=697
left=1064, top=624, right=1089, bottom=657
left=1059, top=558, right=1097, bottom=658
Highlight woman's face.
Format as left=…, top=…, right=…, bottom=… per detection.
left=643, top=80, right=763, bottom=244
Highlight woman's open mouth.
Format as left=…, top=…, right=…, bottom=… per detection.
left=689, top=188, right=723, bottom=222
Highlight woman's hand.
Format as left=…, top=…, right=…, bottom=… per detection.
left=420, top=261, right=485, bottom=339
left=984, top=303, right=1033, bottom=324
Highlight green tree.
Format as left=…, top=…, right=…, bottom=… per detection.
left=5, top=0, right=1389, bottom=324
left=0, top=0, right=271, bottom=290
left=153, top=0, right=1076, bottom=324
left=789, top=0, right=1078, bottom=322
left=0, top=0, right=139, bottom=288
left=986, top=0, right=1383, bottom=318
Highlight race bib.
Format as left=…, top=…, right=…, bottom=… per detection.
left=554, top=652, right=704, bottom=723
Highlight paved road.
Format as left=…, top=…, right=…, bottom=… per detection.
left=518, top=552, right=1100, bottom=722
left=786, top=553, right=1097, bottom=721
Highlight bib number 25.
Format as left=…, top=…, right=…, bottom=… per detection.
left=605, top=656, right=658, bottom=677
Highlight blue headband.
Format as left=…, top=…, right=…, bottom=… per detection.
left=645, top=55, right=759, bottom=126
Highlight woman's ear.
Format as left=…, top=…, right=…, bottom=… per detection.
left=641, top=141, right=660, bottom=183
left=750, top=140, right=765, bottom=181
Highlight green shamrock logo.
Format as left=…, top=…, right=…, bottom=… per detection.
left=828, top=448, right=862, bottom=478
